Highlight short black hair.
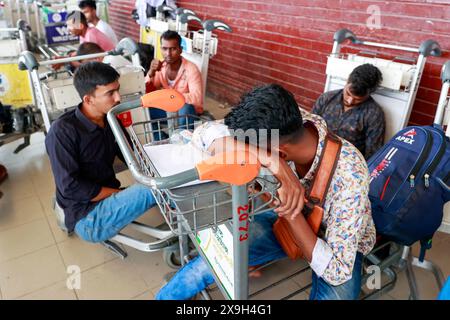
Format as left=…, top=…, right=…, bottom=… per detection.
left=160, top=30, right=182, bottom=47
left=76, top=42, right=103, bottom=56
left=66, top=10, right=88, bottom=27
left=73, top=62, right=120, bottom=99
left=348, top=63, right=383, bottom=96
left=224, top=84, right=304, bottom=145
left=78, top=0, right=96, bottom=10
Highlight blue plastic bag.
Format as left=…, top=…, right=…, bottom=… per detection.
left=438, top=277, right=450, bottom=300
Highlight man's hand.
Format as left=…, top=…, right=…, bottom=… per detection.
left=91, top=187, right=120, bottom=202
left=207, top=136, right=306, bottom=218
left=145, top=59, right=162, bottom=82
left=272, top=159, right=306, bottom=219
left=51, top=56, right=65, bottom=71
left=51, top=51, right=79, bottom=71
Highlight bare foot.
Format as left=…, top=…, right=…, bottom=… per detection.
left=248, top=266, right=262, bottom=278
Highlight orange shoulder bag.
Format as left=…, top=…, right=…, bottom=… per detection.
left=272, top=133, right=342, bottom=260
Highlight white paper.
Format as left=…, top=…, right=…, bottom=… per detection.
left=143, top=143, right=211, bottom=188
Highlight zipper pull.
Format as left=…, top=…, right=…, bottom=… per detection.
left=409, top=175, right=415, bottom=188
left=424, top=174, right=430, bottom=188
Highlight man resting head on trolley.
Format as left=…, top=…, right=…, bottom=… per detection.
left=312, top=64, right=385, bottom=160
left=157, top=84, right=376, bottom=300
left=45, top=62, right=158, bottom=242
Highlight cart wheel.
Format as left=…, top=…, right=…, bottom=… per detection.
left=163, top=248, right=182, bottom=269
left=396, top=259, right=407, bottom=271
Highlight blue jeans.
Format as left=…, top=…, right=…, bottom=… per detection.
left=156, top=211, right=363, bottom=300
left=75, top=184, right=156, bottom=243
left=150, top=103, right=197, bottom=140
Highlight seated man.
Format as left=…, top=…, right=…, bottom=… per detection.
left=45, top=62, right=156, bottom=242
left=66, top=11, right=115, bottom=52
left=312, top=63, right=385, bottom=160
left=145, top=30, right=203, bottom=127
left=156, top=84, right=376, bottom=300
left=79, top=0, right=119, bottom=46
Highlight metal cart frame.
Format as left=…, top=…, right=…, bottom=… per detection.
left=18, top=38, right=180, bottom=261
left=18, top=37, right=143, bottom=133
left=324, top=29, right=446, bottom=300
left=0, top=19, right=38, bottom=153
left=325, top=28, right=441, bottom=141
left=434, top=60, right=450, bottom=235
left=136, top=5, right=232, bottom=110
left=108, top=90, right=282, bottom=299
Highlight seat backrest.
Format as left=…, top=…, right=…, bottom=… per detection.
left=325, top=55, right=417, bottom=142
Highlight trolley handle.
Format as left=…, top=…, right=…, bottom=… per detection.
left=17, top=19, right=31, bottom=32
left=18, top=38, right=139, bottom=70
left=0, top=18, right=29, bottom=33
left=441, top=61, right=450, bottom=83
left=175, top=8, right=196, bottom=16
left=434, top=60, right=450, bottom=126
left=332, top=28, right=441, bottom=57
left=179, top=13, right=202, bottom=25
left=203, top=20, right=232, bottom=33
left=110, top=37, right=140, bottom=56
left=157, top=5, right=175, bottom=13
left=107, top=89, right=261, bottom=189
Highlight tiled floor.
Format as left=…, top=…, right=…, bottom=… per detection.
left=0, top=97, right=449, bottom=300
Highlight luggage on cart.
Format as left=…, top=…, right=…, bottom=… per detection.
left=368, top=125, right=450, bottom=261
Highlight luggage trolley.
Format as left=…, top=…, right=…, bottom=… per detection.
left=135, top=4, right=232, bottom=112
left=18, top=37, right=145, bottom=133
left=107, top=89, right=282, bottom=299
left=19, top=39, right=182, bottom=261
left=179, top=17, right=232, bottom=105
left=137, top=5, right=196, bottom=60
left=324, top=29, right=446, bottom=300
left=0, top=19, right=39, bottom=153
left=381, top=60, right=450, bottom=300
left=325, top=28, right=441, bottom=141
left=435, top=61, right=450, bottom=235
left=34, top=2, right=79, bottom=57
left=1, top=1, right=39, bottom=41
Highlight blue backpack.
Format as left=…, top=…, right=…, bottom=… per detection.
left=368, top=125, right=450, bottom=261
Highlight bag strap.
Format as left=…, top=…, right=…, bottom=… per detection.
left=419, top=238, right=433, bottom=262
left=307, top=133, right=342, bottom=207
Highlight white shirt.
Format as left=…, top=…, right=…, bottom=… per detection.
left=191, top=111, right=376, bottom=286
left=90, top=20, right=119, bottom=46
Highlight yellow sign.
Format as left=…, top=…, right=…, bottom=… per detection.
left=0, top=63, right=33, bottom=108
left=140, top=27, right=163, bottom=61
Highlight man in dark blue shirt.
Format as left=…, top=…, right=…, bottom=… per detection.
left=312, top=64, right=385, bottom=160
left=45, top=61, right=156, bottom=242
